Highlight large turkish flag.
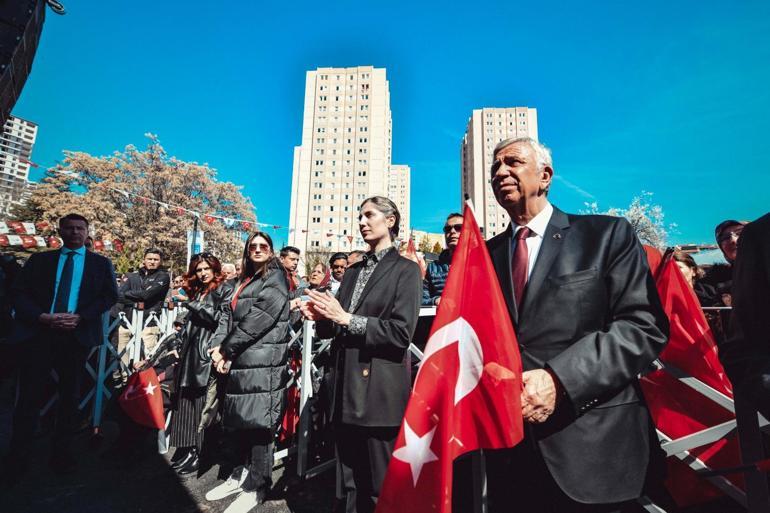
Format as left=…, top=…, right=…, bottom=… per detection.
left=376, top=205, right=524, bottom=513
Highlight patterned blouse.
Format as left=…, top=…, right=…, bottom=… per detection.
left=346, top=246, right=393, bottom=335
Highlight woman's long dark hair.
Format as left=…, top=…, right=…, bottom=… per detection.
left=183, top=253, right=225, bottom=297
left=239, top=231, right=279, bottom=280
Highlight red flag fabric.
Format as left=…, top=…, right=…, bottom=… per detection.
left=640, top=256, right=740, bottom=506
left=113, top=239, right=124, bottom=252
left=404, top=237, right=427, bottom=279
left=279, top=354, right=301, bottom=443
left=118, top=368, right=165, bottom=429
left=19, top=235, right=36, bottom=248
left=376, top=205, right=523, bottom=513
left=204, top=214, right=216, bottom=225
left=242, top=221, right=252, bottom=231
left=0, top=235, right=8, bottom=247
left=47, top=236, right=62, bottom=248
left=7, top=221, right=26, bottom=234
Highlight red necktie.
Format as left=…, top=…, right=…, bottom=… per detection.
left=512, top=227, right=532, bottom=309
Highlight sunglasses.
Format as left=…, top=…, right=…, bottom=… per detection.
left=332, top=264, right=347, bottom=270
left=717, top=229, right=743, bottom=244
left=249, top=242, right=271, bottom=252
left=443, top=223, right=463, bottom=234
left=192, top=252, right=213, bottom=259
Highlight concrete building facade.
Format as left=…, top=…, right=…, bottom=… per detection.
left=289, top=66, right=403, bottom=256
left=388, top=164, right=410, bottom=236
left=0, top=115, right=38, bottom=217
left=460, top=107, right=538, bottom=238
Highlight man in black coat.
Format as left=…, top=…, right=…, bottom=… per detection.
left=3, top=213, right=117, bottom=478
left=116, top=248, right=170, bottom=375
left=485, top=138, right=669, bottom=512
left=719, top=213, right=770, bottom=419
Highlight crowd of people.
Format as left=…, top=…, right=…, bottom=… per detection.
left=0, top=136, right=767, bottom=513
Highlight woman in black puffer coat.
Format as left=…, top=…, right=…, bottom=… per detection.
left=206, top=231, right=290, bottom=511
left=168, top=253, right=232, bottom=476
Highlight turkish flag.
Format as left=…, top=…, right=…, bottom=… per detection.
left=376, top=205, right=524, bottom=513
left=118, top=368, right=165, bottom=429
left=640, top=256, right=740, bottom=506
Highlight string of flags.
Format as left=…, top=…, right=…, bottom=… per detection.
left=0, top=220, right=124, bottom=251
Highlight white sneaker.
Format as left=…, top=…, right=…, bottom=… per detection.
left=205, top=466, right=247, bottom=501
left=223, top=490, right=262, bottom=513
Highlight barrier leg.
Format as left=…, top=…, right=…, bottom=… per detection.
left=297, top=320, right=315, bottom=478
left=735, top=393, right=770, bottom=512
left=471, top=451, right=488, bottom=513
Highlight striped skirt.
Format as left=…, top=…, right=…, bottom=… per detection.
left=169, top=386, right=206, bottom=449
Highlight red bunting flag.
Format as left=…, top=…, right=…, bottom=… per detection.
left=7, top=221, right=25, bottom=234
left=19, top=235, right=37, bottom=248
left=204, top=215, right=216, bottom=225
left=347, top=235, right=353, bottom=244
left=241, top=221, right=252, bottom=231
left=176, top=207, right=185, bottom=216
left=640, top=256, right=740, bottom=507
left=376, top=204, right=524, bottom=513
left=47, top=236, right=62, bottom=249
left=94, top=240, right=105, bottom=251
left=35, top=221, right=49, bottom=231
left=404, top=237, right=427, bottom=279
left=118, top=368, right=165, bottom=429
left=0, top=235, right=8, bottom=247
left=113, top=239, right=124, bottom=252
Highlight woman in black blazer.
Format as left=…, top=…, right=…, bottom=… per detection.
left=302, top=196, right=422, bottom=513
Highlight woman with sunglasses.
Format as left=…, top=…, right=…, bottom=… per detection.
left=168, top=252, right=230, bottom=476
left=206, top=232, right=290, bottom=512
left=301, top=196, right=422, bottom=513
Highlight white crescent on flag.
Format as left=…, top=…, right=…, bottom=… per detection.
left=416, top=317, right=484, bottom=405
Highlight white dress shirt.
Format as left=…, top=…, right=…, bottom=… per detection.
left=511, top=201, right=554, bottom=280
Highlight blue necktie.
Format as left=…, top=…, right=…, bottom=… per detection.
left=53, top=251, right=75, bottom=313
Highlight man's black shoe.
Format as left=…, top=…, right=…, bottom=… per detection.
left=170, top=447, right=192, bottom=470
left=176, top=450, right=199, bottom=476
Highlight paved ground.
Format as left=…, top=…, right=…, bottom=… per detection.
left=0, top=371, right=749, bottom=513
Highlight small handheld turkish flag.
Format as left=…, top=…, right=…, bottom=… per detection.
left=118, top=368, right=165, bottom=429
left=376, top=204, right=524, bottom=513
left=404, top=237, right=427, bottom=279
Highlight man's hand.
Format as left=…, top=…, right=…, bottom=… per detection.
left=521, top=368, right=562, bottom=424
left=39, top=313, right=81, bottom=330
left=289, top=298, right=302, bottom=311
left=435, top=297, right=441, bottom=306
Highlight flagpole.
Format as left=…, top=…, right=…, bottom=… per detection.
left=464, top=193, right=489, bottom=513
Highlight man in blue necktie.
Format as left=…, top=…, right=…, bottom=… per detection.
left=2, top=213, right=117, bottom=480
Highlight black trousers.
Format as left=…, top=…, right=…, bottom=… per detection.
left=483, top=442, right=645, bottom=513
left=168, top=386, right=206, bottom=450
left=224, top=428, right=275, bottom=497
left=11, top=331, right=88, bottom=455
left=335, top=423, right=399, bottom=513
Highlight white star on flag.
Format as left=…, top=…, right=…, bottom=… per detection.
left=144, top=382, right=157, bottom=396
left=392, top=421, right=439, bottom=487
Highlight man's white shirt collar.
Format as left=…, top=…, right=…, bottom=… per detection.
left=512, top=201, right=553, bottom=237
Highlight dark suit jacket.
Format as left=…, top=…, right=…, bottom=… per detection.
left=11, top=248, right=118, bottom=347
left=720, top=213, right=770, bottom=418
left=487, top=206, right=669, bottom=503
left=316, top=248, right=422, bottom=427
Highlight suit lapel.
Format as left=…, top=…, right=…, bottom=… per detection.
left=352, top=248, right=398, bottom=313
left=44, top=250, right=62, bottom=302
left=490, top=225, right=518, bottom=326
left=519, top=207, right=570, bottom=317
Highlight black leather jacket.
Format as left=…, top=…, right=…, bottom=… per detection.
left=176, top=281, right=233, bottom=388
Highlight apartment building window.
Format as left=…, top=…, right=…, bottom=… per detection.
left=313, top=171, right=321, bottom=177
left=319, top=95, right=327, bottom=101
left=329, top=217, right=335, bottom=223
left=359, top=137, right=368, bottom=143
left=316, top=138, right=325, bottom=144
left=313, top=205, right=321, bottom=211
left=314, top=182, right=322, bottom=189
left=360, top=105, right=368, bottom=111
left=314, top=160, right=323, bottom=166
left=362, top=94, right=369, bottom=100
left=362, top=73, right=370, bottom=79
left=360, top=126, right=368, bottom=132
left=311, top=241, right=320, bottom=247
left=344, top=194, right=350, bottom=200
left=312, top=217, right=321, bottom=223
left=317, top=128, right=325, bottom=133
left=346, top=149, right=351, bottom=155
left=358, top=148, right=367, bottom=154
left=313, top=194, right=322, bottom=199
left=329, top=206, right=335, bottom=212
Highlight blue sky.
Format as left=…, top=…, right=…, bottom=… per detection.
left=14, top=0, right=770, bottom=245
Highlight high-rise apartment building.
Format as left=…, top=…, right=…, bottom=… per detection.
left=289, top=66, right=402, bottom=255
left=0, top=115, right=38, bottom=216
left=388, top=164, right=410, bottom=235
left=460, top=107, right=538, bottom=238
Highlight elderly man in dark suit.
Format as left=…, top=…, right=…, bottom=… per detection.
left=485, top=138, right=669, bottom=512
left=3, top=213, right=117, bottom=478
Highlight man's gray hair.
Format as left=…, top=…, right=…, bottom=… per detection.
left=493, top=137, right=553, bottom=170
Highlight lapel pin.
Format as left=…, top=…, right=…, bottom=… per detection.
left=553, top=233, right=562, bottom=240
